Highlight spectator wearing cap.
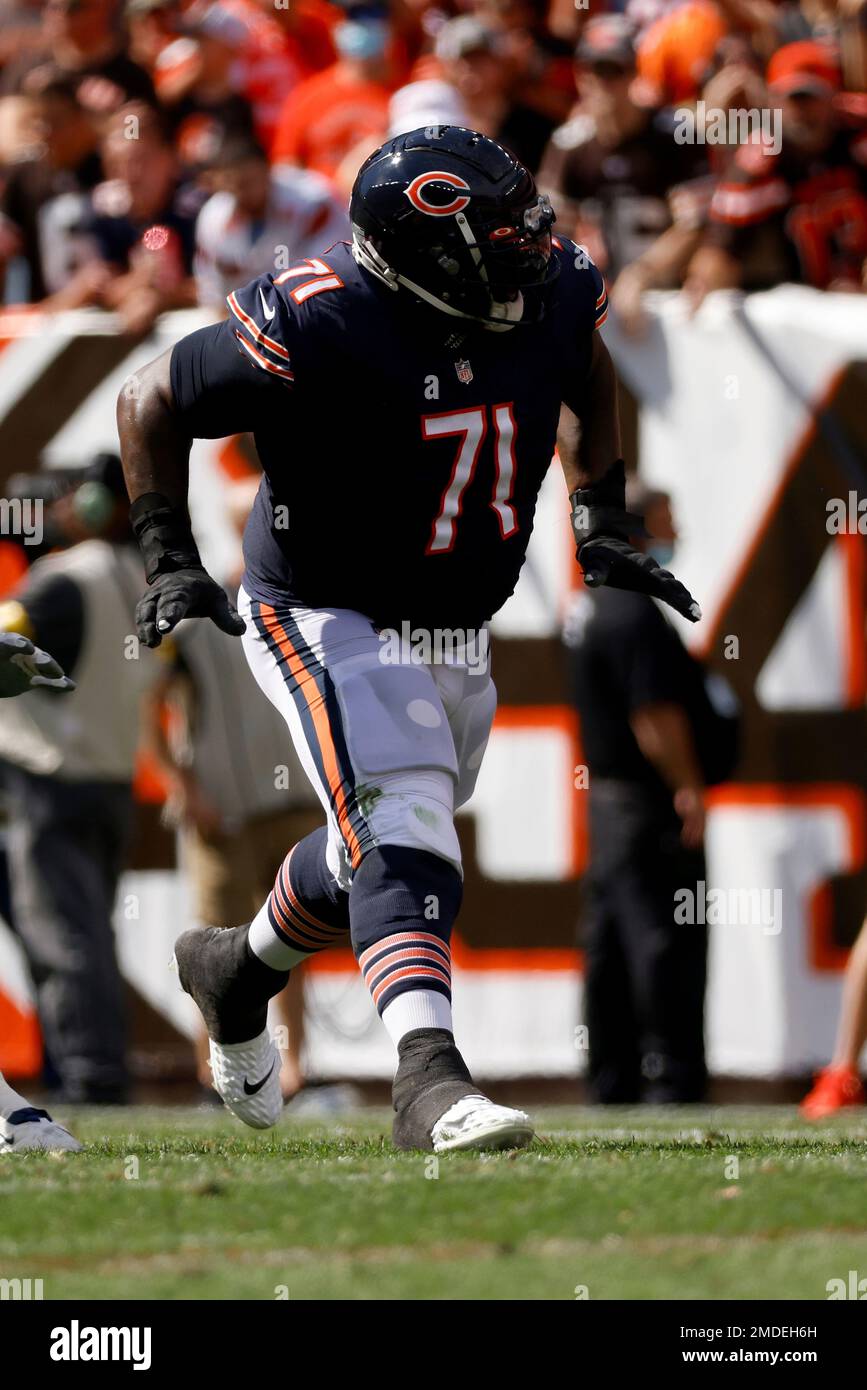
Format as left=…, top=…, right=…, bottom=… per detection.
left=270, top=4, right=394, bottom=189
left=411, top=14, right=551, bottom=172
left=538, top=16, right=711, bottom=332
left=0, top=453, right=155, bottom=1105
left=125, top=0, right=181, bottom=74
left=468, top=0, right=575, bottom=161
left=0, top=0, right=156, bottom=115
left=716, top=0, right=867, bottom=92
left=151, top=1, right=310, bottom=153
left=46, top=102, right=202, bottom=332
left=0, top=69, right=103, bottom=303
left=150, top=3, right=258, bottom=167
left=685, top=41, right=867, bottom=306
left=193, top=133, right=349, bottom=310
left=387, top=77, right=469, bottom=138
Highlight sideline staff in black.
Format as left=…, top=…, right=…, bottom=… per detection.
left=564, top=480, right=709, bottom=1104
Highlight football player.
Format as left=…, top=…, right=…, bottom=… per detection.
left=0, top=631, right=82, bottom=1153
left=118, top=127, right=700, bottom=1152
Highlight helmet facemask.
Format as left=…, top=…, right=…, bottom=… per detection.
left=352, top=193, right=559, bottom=330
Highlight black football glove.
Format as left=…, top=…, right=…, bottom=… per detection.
left=130, top=493, right=245, bottom=649
left=570, top=460, right=701, bottom=623
left=0, top=631, right=75, bottom=697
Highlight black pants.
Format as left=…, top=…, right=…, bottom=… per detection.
left=3, top=766, right=133, bottom=1098
left=582, top=780, right=708, bottom=1104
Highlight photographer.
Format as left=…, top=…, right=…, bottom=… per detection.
left=0, top=453, right=153, bottom=1105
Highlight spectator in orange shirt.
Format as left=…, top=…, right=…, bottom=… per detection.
left=636, top=0, right=727, bottom=102
left=250, top=0, right=339, bottom=75
left=270, top=3, right=393, bottom=185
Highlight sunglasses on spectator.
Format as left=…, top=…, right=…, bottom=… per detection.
left=588, top=60, right=631, bottom=80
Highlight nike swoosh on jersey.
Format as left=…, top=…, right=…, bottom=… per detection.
left=258, top=287, right=276, bottom=320
left=243, top=1061, right=276, bottom=1095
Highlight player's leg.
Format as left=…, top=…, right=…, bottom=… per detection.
left=254, top=807, right=326, bottom=1102
left=181, top=816, right=264, bottom=1092
left=365, top=641, right=530, bottom=1151
left=176, top=597, right=530, bottom=1147
left=174, top=824, right=350, bottom=1128
left=173, top=594, right=358, bottom=1127
left=0, top=1070, right=82, bottom=1153
left=287, top=614, right=530, bottom=1149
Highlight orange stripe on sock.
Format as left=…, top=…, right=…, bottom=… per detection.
left=281, top=847, right=339, bottom=933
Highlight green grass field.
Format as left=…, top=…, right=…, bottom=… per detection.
left=2, top=1105, right=866, bottom=1300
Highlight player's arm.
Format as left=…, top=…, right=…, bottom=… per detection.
left=557, top=334, right=620, bottom=495
left=559, top=336, right=701, bottom=623
left=117, top=342, right=245, bottom=648
left=117, top=292, right=294, bottom=648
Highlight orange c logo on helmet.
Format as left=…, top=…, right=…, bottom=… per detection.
left=405, top=170, right=471, bottom=216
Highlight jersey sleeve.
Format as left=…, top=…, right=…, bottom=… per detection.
left=553, top=236, right=609, bottom=333
left=590, top=256, right=609, bottom=331
left=170, top=313, right=291, bottom=440
left=225, top=272, right=297, bottom=386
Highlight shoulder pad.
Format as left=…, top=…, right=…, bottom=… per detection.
left=552, top=236, right=609, bottom=331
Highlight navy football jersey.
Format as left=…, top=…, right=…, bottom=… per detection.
left=170, top=238, right=608, bottom=629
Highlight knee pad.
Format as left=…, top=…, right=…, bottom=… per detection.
left=352, top=770, right=461, bottom=873
left=349, top=845, right=463, bottom=959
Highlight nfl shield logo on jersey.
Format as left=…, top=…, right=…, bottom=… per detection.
left=455, top=358, right=473, bottom=385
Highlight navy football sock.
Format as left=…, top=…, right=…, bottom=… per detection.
left=350, top=846, right=462, bottom=1038
left=248, top=827, right=350, bottom=969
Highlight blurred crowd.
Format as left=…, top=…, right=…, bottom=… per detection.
left=0, top=0, right=864, bottom=337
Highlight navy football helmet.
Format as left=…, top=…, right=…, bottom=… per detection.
left=349, top=126, right=558, bottom=328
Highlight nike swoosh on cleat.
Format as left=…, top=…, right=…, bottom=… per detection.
left=243, top=1061, right=276, bottom=1095
left=258, top=287, right=276, bottom=321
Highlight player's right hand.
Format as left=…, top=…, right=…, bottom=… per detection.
left=135, top=567, right=246, bottom=648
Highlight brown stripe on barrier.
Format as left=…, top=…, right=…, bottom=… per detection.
left=0, top=333, right=137, bottom=479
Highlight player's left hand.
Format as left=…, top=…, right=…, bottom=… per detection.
left=570, top=459, right=701, bottom=623
left=0, top=631, right=75, bottom=697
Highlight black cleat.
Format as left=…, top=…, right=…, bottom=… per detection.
left=391, top=1028, right=533, bottom=1152
left=173, top=924, right=286, bottom=1044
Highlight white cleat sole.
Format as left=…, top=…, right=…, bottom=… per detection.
left=431, top=1095, right=534, bottom=1153
left=208, top=1029, right=282, bottom=1130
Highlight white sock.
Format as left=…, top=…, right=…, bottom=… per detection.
left=381, top=989, right=453, bottom=1048
left=248, top=900, right=310, bottom=971
left=0, top=1070, right=33, bottom=1120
